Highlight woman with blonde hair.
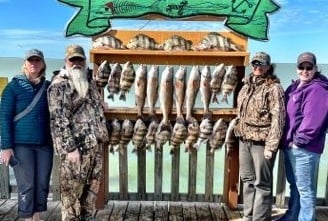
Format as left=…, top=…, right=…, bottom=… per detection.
left=0, top=49, right=53, bottom=221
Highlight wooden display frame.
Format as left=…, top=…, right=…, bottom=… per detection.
left=90, top=29, right=249, bottom=210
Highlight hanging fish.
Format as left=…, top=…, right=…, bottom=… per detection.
left=107, top=63, right=122, bottom=101
left=145, top=119, right=159, bottom=151
left=209, top=118, right=228, bottom=153
left=118, top=119, right=134, bottom=154
left=170, top=117, right=188, bottom=153
left=184, top=117, right=200, bottom=153
left=119, top=61, right=135, bottom=101
left=224, top=117, right=238, bottom=158
left=135, top=64, right=148, bottom=117
left=132, top=118, right=148, bottom=152
left=108, top=119, right=121, bottom=154
left=95, top=60, right=111, bottom=88
left=193, top=117, right=213, bottom=151
left=146, top=65, right=159, bottom=117
left=174, top=65, right=187, bottom=119
left=221, top=65, right=239, bottom=104
left=210, top=63, right=226, bottom=104
left=185, top=65, right=201, bottom=122
left=159, top=65, right=174, bottom=126
left=200, top=65, right=212, bottom=114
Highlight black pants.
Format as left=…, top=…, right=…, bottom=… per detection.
left=13, top=145, right=53, bottom=218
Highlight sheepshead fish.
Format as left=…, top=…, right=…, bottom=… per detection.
left=174, top=65, right=187, bottom=119
left=196, top=32, right=242, bottom=51
left=92, top=35, right=125, bottom=49
left=185, top=117, right=200, bottom=153
left=147, top=65, right=159, bottom=117
left=119, top=61, right=135, bottom=101
left=132, top=118, right=148, bottom=152
left=170, top=117, right=188, bottom=153
left=200, top=65, right=212, bottom=114
left=161, top=35, right=193, bottom=51
left=193, top=117, right=213, bottom=151
left=107, top=63, right=122, bottom=100
left=145, top=119, right=159, bottom=150
left=135, top=64, right=148, bottom=117
left=159, top=65, right=174, bottom=125
left=95, top=60, right=111, bottom=88
left=185, top=65, right=201, bottom=122
left=126, top=34, right=159, bottom=50
left=221, top=65, right=238, bottom=104
left=155, top=121, right=172, bottom=150
left=209, top=118, right=228, bottom=153
left=108, top=119, right=121, bottom=153
left=225, top=117, right=238, bottom=157
left=210, top=63, right=226, bottom=104
left=118, top=119, right=134, bottom=154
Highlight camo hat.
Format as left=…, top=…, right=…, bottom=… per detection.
left=251, top=51, right=271, bottom=65
left=65, top=44, right=86, bottom=60
left=297, top=52, right=316, bottom=66
left=25, top=49, right=45, bottom=62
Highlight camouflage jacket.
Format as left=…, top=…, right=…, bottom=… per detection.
left=234, top=73, right=285, bottom=153
left=48, top=69, right=109, bottom=155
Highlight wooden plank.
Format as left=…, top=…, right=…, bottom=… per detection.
left=104, top=107, right=237, bottom=122
left=171, top=147, right=180, bottom=201
left=138, top=201, right=154, bottom=221
left=209, top=203, right=227, bottom=221
left=222, top=204, right=242, bottom=220
left=43, top=200, right=61, bottom=221
left=96, top=200, right=114, bottom=221
left=0, top=165, right=10, bottom=199
left=195, top=202, right=212, bottom=221
left=325, top=169, right=328, bottom=206
left=119, top=147, right=128, bottom=200
left=169, top=201, right=184, bottom=221
left=205, top=144, right=214, bottom=202
left=154, top=145, right=163, bottom=201
left=275, top=150, right=286, bottom=208
left=124, top=201, right=141, bottom=221
left=182, top=202, right=197, bottom=221
left=96, top=143, right=109, bottom=209
left=0, top=199, right=18, bottom=220
left=137, top=148, right=147, bottom=200
left=154, top=201, right=168, bottom=221
left=188, top=150, right=197, bottom=201
left=109, top=201, right=128, bottom=221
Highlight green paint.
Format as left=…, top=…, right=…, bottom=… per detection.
left=59, top=0, right=280, bottom=40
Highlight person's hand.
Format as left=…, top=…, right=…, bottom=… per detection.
left=264, top=149, right=273, bottom=159
left=67, top=149, right=80, bottom=165
left=0, top=149, right=14, bottom=167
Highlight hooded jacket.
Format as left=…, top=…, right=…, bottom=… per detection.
left=234, top=72, right=286, bottom=153
left=281, top=73, right=328, bottom=154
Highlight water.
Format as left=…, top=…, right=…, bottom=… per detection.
left=1, top=57, right=328, bottom=197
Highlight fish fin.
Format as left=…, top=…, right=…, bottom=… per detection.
left=221, top=94, right=229, bottom=104
left=119, top=92, right=126, bottom=101
left=211, top=93, right=219, bottom=104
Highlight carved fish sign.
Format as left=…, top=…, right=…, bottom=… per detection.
left=59, top=0, right=280, bottom=40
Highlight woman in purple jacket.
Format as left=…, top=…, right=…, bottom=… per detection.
left=278, top=52, right=328, bottom=221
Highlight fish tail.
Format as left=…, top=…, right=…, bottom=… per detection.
left=221, top=94, right=228, bottom=104
left=212, top=93, right=219, bottom=104
left=108, top=93, right=114, bottom=101
left=119, top=92, right=126, bottom=101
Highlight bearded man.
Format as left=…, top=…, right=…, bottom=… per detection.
left=48, top=45, right=109, bottom=221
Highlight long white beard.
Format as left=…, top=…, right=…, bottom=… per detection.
left=69, top=66, right=89, bottom=98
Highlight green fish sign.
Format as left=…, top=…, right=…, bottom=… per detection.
left=59, top=0, right=280, bottom=40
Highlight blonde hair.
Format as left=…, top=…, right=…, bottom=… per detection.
left=22, top=60, right=47, bottom=84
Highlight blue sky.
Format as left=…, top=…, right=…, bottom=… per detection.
left=0, top=0, right=327, bottom=63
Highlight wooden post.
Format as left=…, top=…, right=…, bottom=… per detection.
left=0, top=165, right=10, bottom=199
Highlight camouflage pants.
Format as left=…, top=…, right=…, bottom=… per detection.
left=60, top=145, right=103, bottom=221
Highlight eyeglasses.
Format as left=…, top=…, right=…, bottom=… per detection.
left=27, top=57, right=42, bottom=62
left=251, top=61, right=267, bottom=68
left=298, top=66, right=313, bottom=71
left=69, top=57, right=85, bottom=62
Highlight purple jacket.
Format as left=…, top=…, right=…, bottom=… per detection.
left=281, top=73, right=328, bottom=154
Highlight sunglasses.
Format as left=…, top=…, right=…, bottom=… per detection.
left=298, top=66, right=313, bottom=71
left=27, top=57, right=42, bottom=62
left=251, top=61, right=267, bottom=68
left=69, top=57, right=85, bottom=62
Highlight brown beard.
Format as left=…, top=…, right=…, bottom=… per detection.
left=68, top=65, right=89, bottom=98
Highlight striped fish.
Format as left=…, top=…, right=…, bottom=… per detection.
left=196, top=32, right=242, bottom=51
left=126, top=34, right=159, bottom=50
left=119, top=61, right=135, bottom=101
left=92, top=35, right=125, bottom=49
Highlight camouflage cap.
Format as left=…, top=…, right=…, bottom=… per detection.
left=65, top=44, right=86, bottom=60
left=25, top=49, right=44, bottom=62
left=297, top=52, right=316, bottom=66
left=251, top=51, right=271, bottom=65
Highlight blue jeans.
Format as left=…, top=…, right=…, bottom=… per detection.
left=283, top=148, right=320, bottom=221
left=13, top=145, right=53, bottom=218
